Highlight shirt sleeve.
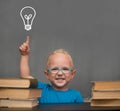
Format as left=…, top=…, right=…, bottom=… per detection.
left=37, top=81, right=47, bottom=89
left=75, top=92, right=84, bottom=103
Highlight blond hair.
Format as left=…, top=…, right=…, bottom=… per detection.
left=45, top=49, right=74, bottom=69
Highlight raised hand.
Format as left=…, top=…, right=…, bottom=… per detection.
left=19, top=36, right=30, bottom=56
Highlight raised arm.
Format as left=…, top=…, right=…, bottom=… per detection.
left=19, top=36, right=34, bottom=78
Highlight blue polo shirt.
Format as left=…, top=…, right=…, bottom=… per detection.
left=37, top=81, right=84, bottom=104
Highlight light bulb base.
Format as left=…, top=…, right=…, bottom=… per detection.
left=25, top=25, right=31, bottom=31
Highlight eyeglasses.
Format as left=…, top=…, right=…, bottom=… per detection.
left=47, top=67, right=74, bottom=74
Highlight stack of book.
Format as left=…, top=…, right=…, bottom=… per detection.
left=0, top=78, right=42, bottom=108
left=91, top=81, right=120, bottom=107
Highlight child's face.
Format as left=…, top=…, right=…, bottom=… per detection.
left=44, top=53, right=76, bottom=91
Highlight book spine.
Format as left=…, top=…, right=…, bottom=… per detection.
left=29, top=79, right=38, bottom=88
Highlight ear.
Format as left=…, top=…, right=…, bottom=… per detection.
left=44, top=70, right=49, bottom=80
left=71, top=69, right=76, bottom=79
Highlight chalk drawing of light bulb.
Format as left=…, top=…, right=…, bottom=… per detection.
left=20, top=6, right=36, bottom=31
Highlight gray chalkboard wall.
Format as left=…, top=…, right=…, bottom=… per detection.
left=0, top=0, right=120, bottom=99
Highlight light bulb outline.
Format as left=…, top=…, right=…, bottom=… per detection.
left=20, top=6, right=36, bottom=31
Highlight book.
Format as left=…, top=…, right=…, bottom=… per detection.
left=92, top=81, right=120, bottom=91
left=0, top=78, right=38, bottom=88
left=0, top=98, right=38, bottom=108
left=0, top=88, right=42, bottom=99
left=91, top=81, right=120, bottom=107
left=91, top=99, right=120, bottom=106
left=92, top=90, right=120, bottom=99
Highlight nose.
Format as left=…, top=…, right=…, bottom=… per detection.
left=56, top=69, right=64, bottom=76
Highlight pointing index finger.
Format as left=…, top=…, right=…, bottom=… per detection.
left=26, top=36, right=30, bottom=44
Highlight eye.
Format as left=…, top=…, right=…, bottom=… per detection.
left=51, top=67, right=58, bottom=71
left=62, top=67, right=69, bottom=71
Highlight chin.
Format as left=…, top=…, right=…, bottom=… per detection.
left=54, top=82, right=67, bottom=88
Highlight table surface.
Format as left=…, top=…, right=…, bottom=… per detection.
left=0, top=103, right=120, bottom=111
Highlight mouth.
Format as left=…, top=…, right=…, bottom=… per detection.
left=55, top=78, right=66, bottom=83
left=55, top=78, right=65, bottom=80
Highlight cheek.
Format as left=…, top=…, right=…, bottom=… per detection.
left=66, top=75, right=73, bottom=81
left=45, top=72, right=54, bottom=80
left=66, top=73, right=75, bottom=80
left=48, top=74, right=55, bottom=80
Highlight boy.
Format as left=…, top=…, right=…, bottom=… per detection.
left=19, top=36, right=83, bottom=103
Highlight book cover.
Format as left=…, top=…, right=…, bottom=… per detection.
left=92, top=90, right=120, bottom=99
left=92, top=81, right=120, bottom=91
left=0, top=88, right=42, bottom=99
left=91, top=99, right=120, bottom=106
left=0, top=78, right=38, bottom=88
left=0, top=98, right=38, bottom=108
